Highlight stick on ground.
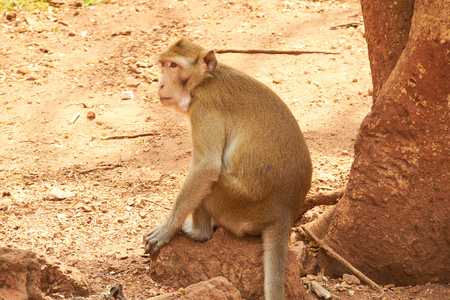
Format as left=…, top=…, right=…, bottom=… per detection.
left=214, top=49, right=340, bottom=55
left=104, top=132, right=157, bottom=140
left=301, top=225, right=384, bottom=293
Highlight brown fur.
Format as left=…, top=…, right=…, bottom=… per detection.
left=145, top=39, right=312, bottom=300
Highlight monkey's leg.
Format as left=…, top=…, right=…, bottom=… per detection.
left=144, top=166, right=221, bottom=258
left=182, top=205, right=214, bottom=241
left=262, top=220, right=291, bottom=300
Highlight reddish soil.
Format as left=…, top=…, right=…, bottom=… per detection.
left=0, top=0, right=448, bottom=299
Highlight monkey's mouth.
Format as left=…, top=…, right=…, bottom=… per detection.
left=159, top=97, right=174, bottom=106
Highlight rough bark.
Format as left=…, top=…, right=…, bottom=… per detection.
left=360, top=0, right=414, bottom=100
left=315, top=0, right=450, bottom=285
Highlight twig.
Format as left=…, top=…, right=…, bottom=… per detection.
left=330, top=22, right=363, bottom=29
left=147, top=199, right=171, bottom=211
left=13, top=0, right=22, bottom=9
left=214, top=49, right=340, bottom=55
left=301, top=225, right=384, bottom=293
left=104, top=132, right=157, bottom=140
left=77, top=163, right=122, bottom=174
left=69, top=112, right=81, bottom=124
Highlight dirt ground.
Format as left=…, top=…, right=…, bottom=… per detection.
left=0, top=0, right=448, bottom=299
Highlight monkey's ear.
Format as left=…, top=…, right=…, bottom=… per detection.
left=201, top=50, right=217, bottom=72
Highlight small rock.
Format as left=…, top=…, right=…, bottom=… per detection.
left=0, top=198, right=13, bottom=211
left=26, top=74, right=39, bottom=81
left=47, top=188, right=75, bottom=200
left=86, top=110, right=96, bottom=120
left=128, top=64, right=142, bottom=74
left=136, top=61, right=149, bottom=68
left=151, top=277, right=242, bottom=300
left=24, top=16, right=38, bottom=27
left=6, top=12, right=17, bottom=21
left=134, top=196, right=145, bottom=208
left=352, top=78, right=358, bottom=82
left=68, top=30, right=76, bottom=36
left=125, top=76, right=140, bottom=87
left=123, top=57, right=137, bottom=65
left=311, top=281, right=331, bottom=299
left=139, top=169, right=162, bottom=183
left=81, top=205, right=93, bottom=212
left=343, top=273, right=361, bottom=285
left=256, top=13, right=265, bottom=18
left=384, top=283, right=396, bottom=289
left=53, top=232, right=63, bottom=239
left=121, top=90, right=134, bottom=100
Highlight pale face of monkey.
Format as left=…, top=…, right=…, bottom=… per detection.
left=157, top=50, right=217, bottom=113
left=157, top=58, right=193, bottom=112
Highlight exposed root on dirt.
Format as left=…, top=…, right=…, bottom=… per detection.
left=301, top=225, right=384, bottom=293
left=304, top=187, right=345, bottom=211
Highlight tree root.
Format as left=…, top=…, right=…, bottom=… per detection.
left=304, top=187, right=345, bottom=211
left=301, top=225, right=384, bottom=293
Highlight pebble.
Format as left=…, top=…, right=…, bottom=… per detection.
left=311, top=281, right=331, bottom=299
left=26, top=74, right=39, bottom=81
left=6, top=12, right=17, bottom=21
left=121, top=90, right=134, bottom=100
left=343, top=273, right=361, bottom=285
left=81, top=205, right=93, bottom=212
left=125, top=76, right=140, bottom=87
left=384, top=283, right=396, bottom=289
left=136, top=61, right=149, bottom=68
left=0, top=198, right=13, bottom=211
left=86, top=110, right=96, bottom=120
left=47, top=188, right=75, bottom=200
left=123, top=56, right=137, bottom=65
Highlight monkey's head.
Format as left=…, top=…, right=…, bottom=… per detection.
left=157, top=39, right=217, bottom=113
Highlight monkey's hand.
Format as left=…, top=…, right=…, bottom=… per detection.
left=144, top=221, right=174, bottom=259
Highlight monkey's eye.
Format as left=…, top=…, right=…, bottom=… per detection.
left=170, top=62, right=178, bottom=68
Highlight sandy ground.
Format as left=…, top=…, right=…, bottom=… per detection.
left=1, top=0, right=448, bottom=299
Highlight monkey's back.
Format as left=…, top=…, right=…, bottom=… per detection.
left=191, top=63, right=312, bottom=227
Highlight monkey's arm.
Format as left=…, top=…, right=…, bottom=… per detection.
left=144, top=111, right=225, bottom=257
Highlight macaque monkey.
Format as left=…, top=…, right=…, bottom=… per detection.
left=144, top=39, right=312, bottom=300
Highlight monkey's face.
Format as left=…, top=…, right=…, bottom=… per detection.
left=157, top=58, right=193, bottom=112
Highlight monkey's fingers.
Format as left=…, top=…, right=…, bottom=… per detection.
left=144, top=237, right=163, bottom=259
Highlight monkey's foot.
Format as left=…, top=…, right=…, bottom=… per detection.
left=182, top=218, right=214, bottom=241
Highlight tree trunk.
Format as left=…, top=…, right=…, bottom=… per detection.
left=360, top=0, right=414, bottom=101
left=313, top=0, right=450, bottom=285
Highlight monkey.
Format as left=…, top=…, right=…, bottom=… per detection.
left=144, top=39, right=312, bottom=300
